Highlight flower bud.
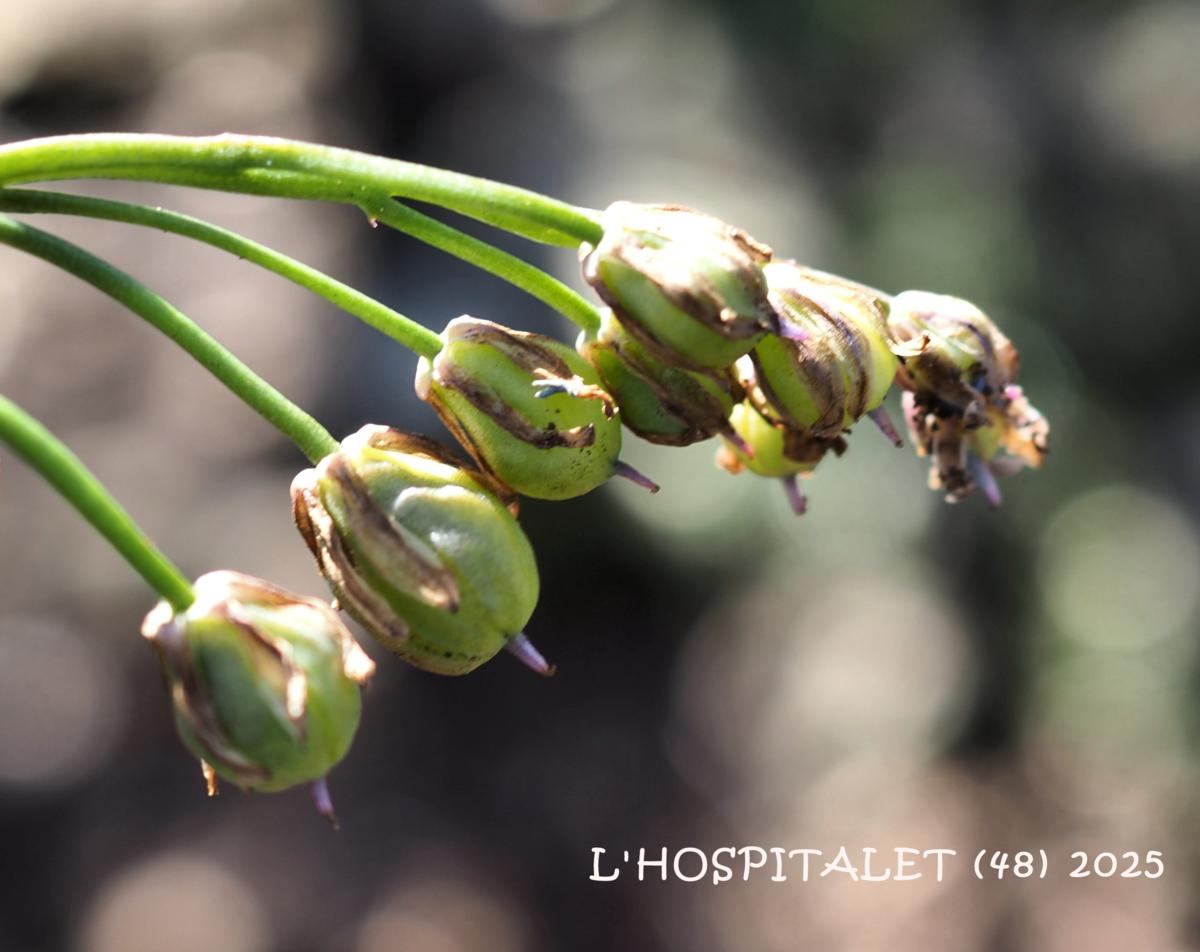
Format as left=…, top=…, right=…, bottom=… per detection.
left=577, top=309, right=743, bottom=448
left=889, top=291, right=1049, bottom=505
left=743, top=262, right=901, bottom=447
left=141, top=570, right=374, bottom=795
left=581, top=202, right=779, bottom=369
left=291, top=425, right=542, bottom=676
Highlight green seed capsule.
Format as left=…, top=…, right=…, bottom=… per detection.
left=577, top=309, right=742, bottom=447
left=715, top=402, right=837, bottom=516
left=581, top=202, right=779, bottom=369
left=714, top=263, right=904, bottom=515
left=890, top=291, right=1049, bottom=507
left=415, top=316, right=623, bottom=501
left=745, top=262, right=898, bottom=435
left=291, top=425, right=541, bottom=676
left=719, top=263, right=901, bottom=509
left=141, top=570, right=373, bottom=794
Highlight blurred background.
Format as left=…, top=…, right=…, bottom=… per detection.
left=0, top=0, right=1198, bottom=949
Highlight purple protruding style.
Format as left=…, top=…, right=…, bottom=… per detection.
left=783, top=474, right=808, bottom=516
left=613, top=460, right=661, bottom=493
left=506, top=632, right=556, bottom=677
left=867, top=406, right=904, bottom=447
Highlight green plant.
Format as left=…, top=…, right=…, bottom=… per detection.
left=0, top=133, right=1049, bottom=816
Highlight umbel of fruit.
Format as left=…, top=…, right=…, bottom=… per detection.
left=291, top=425, right=550, bottom=676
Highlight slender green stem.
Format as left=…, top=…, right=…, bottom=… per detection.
left=0, top=188, right=443, bottom=359
left=0, top=395, right=194, bottom=611
left=0, top=215, right=338, bottom=463
left=364, top=194, right=603, bottom=337
left=0, top=133, right=604, bottom=247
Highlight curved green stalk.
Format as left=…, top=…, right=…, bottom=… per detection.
left=0, top=394, right=195, bottom=611
left=0, top=215, right=338, bottom=463
left=364, top=194, right=603, bottom=337
left=0, top=187, right=604, bottom=341
left=0, top=133, right=604, bottom=247
left=0, top=188, right=443, bottom=359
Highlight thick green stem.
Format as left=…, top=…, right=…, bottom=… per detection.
left=0, top=395, right=194, bottom=611
left=364, top=194, right=603, bottom=337
left=0, top=188, right=443, bottom=359
left=0, top=133, right=604, bottom=247
left=0, top=215, right=338, bottom=463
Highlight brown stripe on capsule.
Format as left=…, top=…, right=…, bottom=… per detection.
left=291, top=473, right=413, bottom=647
left=432, top=362, right=597, bottom=451
left=645, top=204, right=774, bottom=262
left=615, top=236, right=777, bottom=341
left=607, top=332, right=741, bottom=445
left=747, top=300, right=846, bottom=440
left=448, top=319, right=578, bottom=381
left=946, top=316, right=1021, bottom=389
left=360, top=425, right=519, bottom=514
left=323, top=454, right=461, bottom=612
left=581, top=203, right=779, bottom=359
left=146, top=615, right=271, bottom=786
left=220, top=601, right=309, bottom=741
left=592, top=290, right=710, bottom=370
left=192, top=571, right=374, bottom=686
left=360, top=427, right=470, bottom=467
left=788, top=289, right=871, bottom=423
left=579, top=250, right=682, bottom=368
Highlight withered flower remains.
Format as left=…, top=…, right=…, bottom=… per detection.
left=889, top=290, right=1049, bottom=505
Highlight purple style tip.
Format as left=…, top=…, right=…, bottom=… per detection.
left=506, top=632, right=556, bottom=677
left=613, top=459, right=661, bottom=493
left=968, top=455, right=1003, bottom=509
left=783, top=475, right=808, bottom=516
left=311, top=778, right=339, bottom=830
left=867, top=406, right=904, bottom=447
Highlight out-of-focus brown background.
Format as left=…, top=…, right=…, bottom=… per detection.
left=1, top=0, right=1198, bottom=949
